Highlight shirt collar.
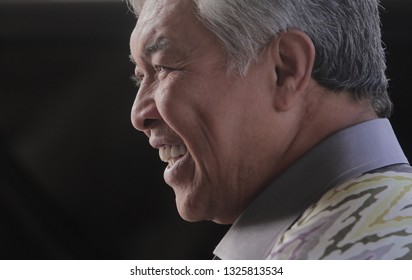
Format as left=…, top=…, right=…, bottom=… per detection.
left=213, top=118, right=409, bottom=259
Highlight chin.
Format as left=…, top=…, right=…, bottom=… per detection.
left=176, top=207, right=205, bottom=222
left=175, top=198, right=236, bottom=225
left=175, top=194, right=212, bottom=222
left=176, top=202, right=205, bottom=222
left=173, top=181, right=239, bottom=224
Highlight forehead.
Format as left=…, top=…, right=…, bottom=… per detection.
left=133, top=0, right=200, bottom=57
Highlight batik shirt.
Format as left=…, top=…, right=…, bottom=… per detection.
left=214, top=119, right=412, bottom=260
left=268, top=170, right=412, bottom=259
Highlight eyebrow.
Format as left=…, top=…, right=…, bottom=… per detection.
left=129, top=37, right=178, bottom=65
left=144, top=37, right=170, bottom=57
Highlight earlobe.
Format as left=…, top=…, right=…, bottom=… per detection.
left=270, top=30, right=315, bottom=111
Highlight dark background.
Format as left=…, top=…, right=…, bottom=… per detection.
left=0, top=0, right=411, bottom=259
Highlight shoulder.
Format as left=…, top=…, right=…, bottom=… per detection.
left=268, top=169, right=412, bottom=259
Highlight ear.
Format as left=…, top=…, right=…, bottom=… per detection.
left=270, top=30, right=315, bottom=111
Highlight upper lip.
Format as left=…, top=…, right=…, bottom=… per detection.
left=149, top=137, right=185, bottom=149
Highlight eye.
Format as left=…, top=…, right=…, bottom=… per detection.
left=154, top=65, right=174, bottom=77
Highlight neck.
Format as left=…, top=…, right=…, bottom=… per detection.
left=276, top=83, right=378, bottom=179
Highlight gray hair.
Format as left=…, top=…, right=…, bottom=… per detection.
left=127, top=0, right=392, bottom=117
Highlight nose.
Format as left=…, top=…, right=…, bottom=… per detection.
left=131, top=88, right=162, bottom=133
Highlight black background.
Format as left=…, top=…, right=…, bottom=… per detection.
left=0, top=0, right=411, bottom=259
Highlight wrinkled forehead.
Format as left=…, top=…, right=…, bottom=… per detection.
left=137, top=0, right=195, bottom=31
left=132, top=0, right=202, bottom=60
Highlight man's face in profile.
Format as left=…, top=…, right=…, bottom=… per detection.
left=129, top=0, right=292, bottom=224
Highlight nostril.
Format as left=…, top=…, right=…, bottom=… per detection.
left=143, top=119, right=157, bottom=129
left=130, top=95, right=161, bottom=131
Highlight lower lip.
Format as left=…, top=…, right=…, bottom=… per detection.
left=163, top=152, right=190, bottom=185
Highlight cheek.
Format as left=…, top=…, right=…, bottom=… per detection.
left=157, top=74, right=245, bottom=168
left=158, top=93, right=196, bottom=135
left=157, top=77, right=211, bottom=132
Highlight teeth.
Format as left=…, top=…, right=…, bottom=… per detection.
left=159, top=145, right=187, bottom=164
left=171, top=146, right=179, bottom=158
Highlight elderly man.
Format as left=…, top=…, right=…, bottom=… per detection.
left=128, top=0, right=412, bottom=259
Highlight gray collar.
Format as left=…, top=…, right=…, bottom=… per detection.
left=213, top=118, right=409, bottom=259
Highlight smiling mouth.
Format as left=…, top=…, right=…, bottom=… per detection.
left=159, top=145, right=187, bottom=167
